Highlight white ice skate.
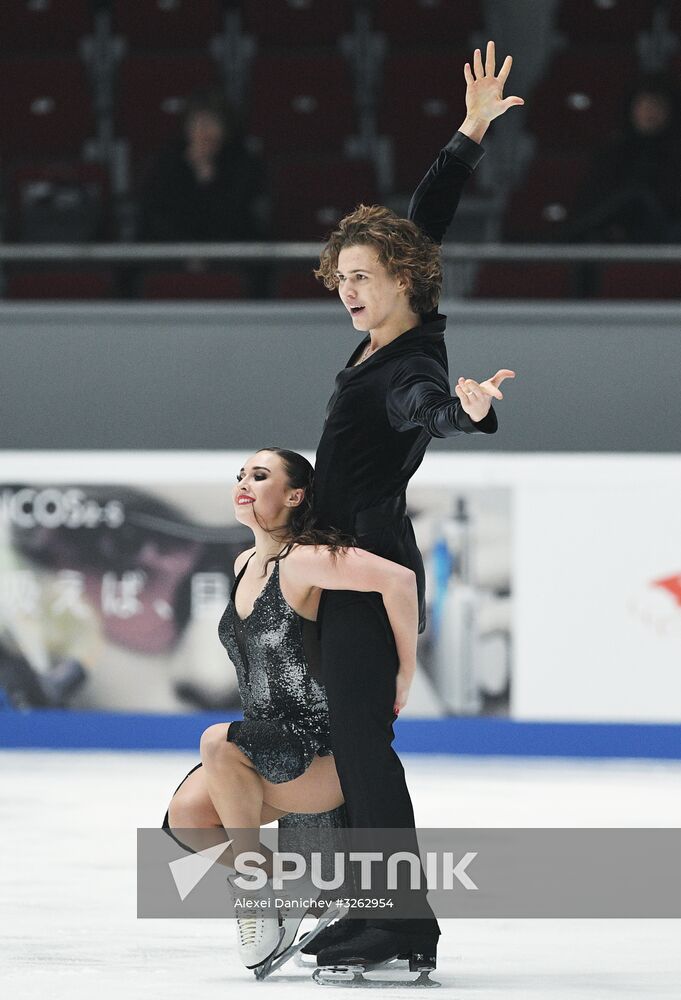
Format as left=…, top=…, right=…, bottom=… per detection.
left=226, top=872, right=284, bottom=970
left=274, top=872, right=323, bottom=956
left=254, top=902, right=350, bottom=981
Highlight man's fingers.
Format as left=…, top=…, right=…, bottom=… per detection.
left=490, top=369, right=516, bottom=383
left=467, top=379, right=498, bottom=402
left=473, top=47, right=484, bottom=79
left=463, top=62, right=474, bottom=86
left=481, top=384, right=503, bottom=400
left=457, top=371, right=516, bottom=406
left=485, top=39, right=495, bottom=76
left=462, top=371, right=516, bottom=384
left=497, top=54, right=512, bottom=87
left=502, top=96, right=525, bottom=111
left=465, top=379, right=486, bottom=404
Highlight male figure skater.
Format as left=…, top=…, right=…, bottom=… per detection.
left=308, top=42, right=522, bottom=971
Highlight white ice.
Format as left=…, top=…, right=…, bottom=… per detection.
left=1, top=750, right=680, bottom=999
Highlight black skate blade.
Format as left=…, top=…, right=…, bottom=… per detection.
left=313, top=961, right=441, bottom=988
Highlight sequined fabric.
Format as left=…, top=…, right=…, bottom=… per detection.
left=217, top=556, right=332, bottom=784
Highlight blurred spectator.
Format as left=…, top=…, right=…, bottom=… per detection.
left=557, top=75, right=681, bottom=243
left=138, top=89, right=267, bottom=242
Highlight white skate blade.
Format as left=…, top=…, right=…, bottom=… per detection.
left=313, top=961, right=440, bottom=988
left=254, top=904, right=349, bottom=981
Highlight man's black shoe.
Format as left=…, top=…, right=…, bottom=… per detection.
left=317, top=926, right=437, bottom=970
left=300, top=916, right=366, bottom=955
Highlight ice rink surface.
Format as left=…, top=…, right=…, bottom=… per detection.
left=1, top=749, right=680, bottom=1000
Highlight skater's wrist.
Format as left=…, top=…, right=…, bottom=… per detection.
left=458, top=115, right=490, bottom=144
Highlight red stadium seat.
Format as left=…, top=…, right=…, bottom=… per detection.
left=378, top=53, right=468, bottom=192
left=269, top=157, right=377, bottom=239
left=527, top=48, right=634, bottom=149
left=140, top=271, right=248, bottom=299
left=116, top=55, right=220, bottom=156
left=599, top=263, right=681, bottom=299
left=472, top=263, right=573, bottom=299
left=5, top=270, right=116, bottom=300
left=503, top=153, right=591, bottom=241
left=274, top=267, right=330, bottom=299
left=248, top=54, right=355, bottom=155
left=0, top=1, right=92, bottom=54
left=241, top=0, right=352, bottom=47
left=556, top=0, right=655, bottom=42
left=0, top=58, right=94, bottom=158
left=373, top=0, right=482, bottom=48
left=112, top=0, right=223, bottom=50
left=6, top=162, right=110, bottom=242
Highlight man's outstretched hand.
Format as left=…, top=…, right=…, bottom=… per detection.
left=455, top=369, right=516, bottom=424
left=459, top=41, right=524, bottom=144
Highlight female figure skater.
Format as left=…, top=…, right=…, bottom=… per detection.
left=162, top=447, right=418, bottom=970
left=306, top=42, right=522, bottom=973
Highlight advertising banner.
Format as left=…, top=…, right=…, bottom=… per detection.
left=2, top=451, right=680, bottom=724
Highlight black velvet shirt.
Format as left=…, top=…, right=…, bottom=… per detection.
left=313, top=131, right=497, bottom=534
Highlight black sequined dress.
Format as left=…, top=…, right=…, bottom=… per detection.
left=218, top=552, right=333, bottom=783
left=161, top=552, right=334, bottom=834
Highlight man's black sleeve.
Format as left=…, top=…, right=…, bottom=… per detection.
left=387, top=356, right=498, bottom=438
left=408, top=131, right=485, bottom=246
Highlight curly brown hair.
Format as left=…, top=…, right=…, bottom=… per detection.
left=314, top=204, right=442, bottom=315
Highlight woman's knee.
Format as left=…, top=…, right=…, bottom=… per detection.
left=167, top=794, right=197, bottom=828
left=199, top=723, right=228, bottom=763
left=167, top=781, right=220, bottom=828
left=199, top=722, right=236, bottom=765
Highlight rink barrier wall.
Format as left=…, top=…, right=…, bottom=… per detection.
left=1, top=711, right=680, bottom=758
left=2, top=301, right=681, bottom=452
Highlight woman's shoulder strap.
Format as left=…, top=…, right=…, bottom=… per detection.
left=231, top=549, right=257, bottom=596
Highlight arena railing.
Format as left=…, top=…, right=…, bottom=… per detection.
left=0, top=243, right=679, bottom=263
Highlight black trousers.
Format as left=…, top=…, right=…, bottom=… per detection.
left=317, top=501, right=439, bottom=937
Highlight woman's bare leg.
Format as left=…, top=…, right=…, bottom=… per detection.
left=259, top=754, right=345, bottom=814
left=199, top=722, right=344, bottom=868
left=166, top=762, right=288, bottom=874
left=199, top=723, right=268, bottom=862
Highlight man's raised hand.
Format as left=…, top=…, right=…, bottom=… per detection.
left=455, top=369, right=516, bottom=424
left=460, top=41, right=524, bottom=140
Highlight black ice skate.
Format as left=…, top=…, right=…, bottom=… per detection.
left=300, top=916, right=366, bottom=955
left=314, top=927, right=439, bottom=988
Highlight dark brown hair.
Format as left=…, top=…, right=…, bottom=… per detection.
left=250, top=448, right=355, bottom=575
left=314, top=203, right=442, bottom=315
